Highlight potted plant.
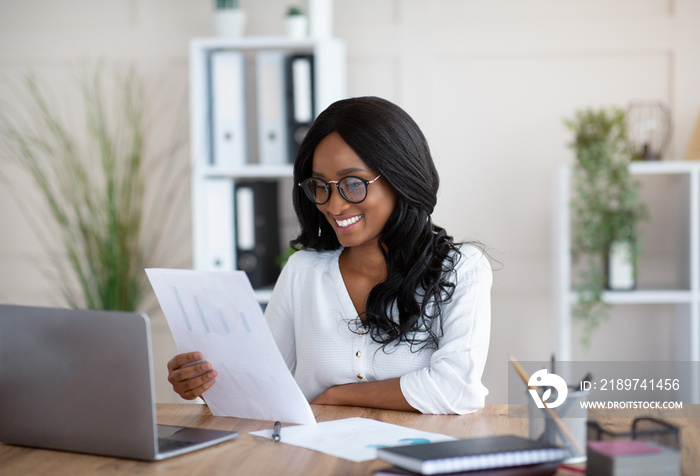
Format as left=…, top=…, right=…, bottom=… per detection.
left=564, top=106, right=649, bottom=349
left=0, top=65, right=187, bottom=311
left=285, top=5, right=308, bottom=39
left=212, top=0, right=247, bottom=38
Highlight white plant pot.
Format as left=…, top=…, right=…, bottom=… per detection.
left=607, top=240, right=635, bottom=290
left=212, top=9, right=247, bottom=38
left=285, top=16, right=308, bottom=39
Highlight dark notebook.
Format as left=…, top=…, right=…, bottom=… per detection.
left=376, top=435, right=565, bottom=475
left=374, top=461, right=560, bottom=476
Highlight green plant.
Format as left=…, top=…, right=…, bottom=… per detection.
left=0, top=65, right=187, bottom=311
left=275, top=244, right=302, bottom=267
left=215, top=0, right=239, bottom=9
left=564, top=106, right=649, bottom=349
left=286, top=6, right=304, bottom=16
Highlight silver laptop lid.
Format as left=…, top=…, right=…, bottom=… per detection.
left=0, top=304, right=159, bottom=460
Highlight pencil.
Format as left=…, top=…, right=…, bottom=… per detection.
left=509, top=355, right=584, bottom=455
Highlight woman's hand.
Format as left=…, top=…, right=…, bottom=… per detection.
left=166, top=351, right=217, bottom=400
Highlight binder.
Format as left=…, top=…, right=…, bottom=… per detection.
left=210, top=50, right=247, bottom=167
left=202, top=178, right=235, bottom=270
left=256, top=51, right=289, bottom=165
left=234, top=181, right=281, bottom=289
left=285, top=54, right=315, bottom=162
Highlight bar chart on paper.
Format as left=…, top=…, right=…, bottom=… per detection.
left=145, top=268, right=316, bottom=425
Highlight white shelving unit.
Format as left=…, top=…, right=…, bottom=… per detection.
left=189, top=37, right=347, bottom=302
left=553, top=161, right=700, bottom=368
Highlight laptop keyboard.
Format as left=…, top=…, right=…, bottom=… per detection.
left=158, top=438, right=197, bottom=453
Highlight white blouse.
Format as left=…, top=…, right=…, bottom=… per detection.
left=264, top=244, right=492, bottom=414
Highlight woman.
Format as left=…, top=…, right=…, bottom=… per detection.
left=167, top=96, right=491, bottom=414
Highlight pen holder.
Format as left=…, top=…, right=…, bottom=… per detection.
left=527, top=388, right=588, bottom=464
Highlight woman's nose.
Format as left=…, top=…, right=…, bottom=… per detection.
left=325, top=184, right=348, bottom=215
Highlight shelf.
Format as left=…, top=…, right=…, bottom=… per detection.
left=254, top=288, right=273, bottom=304
left=553, top=162, right=700, bottom=365
left=629, top=160, right=700, bottom=175
left=190, top=36, right=346, bottom=301
left=568, top=290, right=694, bottom=305
left=190, top=36, right=343, bottom=51
left=198, top=164, right=294, bottom=179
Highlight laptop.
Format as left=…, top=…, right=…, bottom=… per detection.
left=0, top=304, right=238, bottom=461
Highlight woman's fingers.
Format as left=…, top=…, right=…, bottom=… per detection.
left=168, top=360, right=212, bottom=384
left=174, top=370, right=217, bottom=400
left=166, top=351, right=217, bottom=399
left=167, top=351, right=203, bottom=372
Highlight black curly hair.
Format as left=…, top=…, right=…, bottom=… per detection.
left=291, top=96, right=461, bottom=350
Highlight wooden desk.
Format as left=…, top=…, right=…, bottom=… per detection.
left=1, top=404, right=698, bottom=475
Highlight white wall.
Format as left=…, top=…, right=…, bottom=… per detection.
left=0, top=0, right=699, bottom=404
left=0, top=0, right=208, bottom=404
left=328, top=0, right=700, bottom=403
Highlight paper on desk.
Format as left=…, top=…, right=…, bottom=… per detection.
left=250, top=417, right=455, bottom=462
left=145, top=268, right=316, bottom=425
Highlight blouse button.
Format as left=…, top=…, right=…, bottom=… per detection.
left=356, top=374, right=363, bottom=380
left=355, top=351, right=361, bottom=358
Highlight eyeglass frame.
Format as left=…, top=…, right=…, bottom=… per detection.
left=297, top=174, right=382, bottom=205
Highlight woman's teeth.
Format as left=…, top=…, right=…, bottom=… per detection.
left=334, top=215, right=362, bottom=227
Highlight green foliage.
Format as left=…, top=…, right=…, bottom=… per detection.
left=275, top=244, right=302, bottom=267
left=215, top=0, right=239, bottom=10
left=564, top=107, right=648, bottom=349
left=0, top=65, right=186, bottom=311
left=286, top=6, right=304, bottom=16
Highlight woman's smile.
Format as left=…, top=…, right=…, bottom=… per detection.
left=333, top=214, right=364, bottom=230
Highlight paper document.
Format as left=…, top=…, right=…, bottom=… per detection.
left=146, top=268, right=316, bottom=425
left=250, top=417, right=454, bottom=462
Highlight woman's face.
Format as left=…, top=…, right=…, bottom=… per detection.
left=310, top=132, right=397, bottom=250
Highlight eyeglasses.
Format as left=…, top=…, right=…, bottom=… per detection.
left=298, top=175, right=382, bottom=205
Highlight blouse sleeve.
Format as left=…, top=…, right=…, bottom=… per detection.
left=399, top=245, right=492, bottom=414
left=264, top=252, right=299, bottom=374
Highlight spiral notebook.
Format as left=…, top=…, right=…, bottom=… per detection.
left=374, top=461, right=560, bottom=476
left=376, top=435, right=565, bottom=475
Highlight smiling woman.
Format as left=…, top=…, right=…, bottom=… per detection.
left=167, top=96, right=492, bottom=415
left=307, top=131, right=396, bottom=252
